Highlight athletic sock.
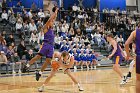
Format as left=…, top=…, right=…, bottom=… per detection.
left=77, top=83, right=81, bottom=87
left=39, top=71, right=43, bottom=75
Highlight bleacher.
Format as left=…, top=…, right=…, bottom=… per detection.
left=0, top=3, right=133, bottom=74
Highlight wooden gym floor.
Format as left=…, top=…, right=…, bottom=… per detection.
left=0, top=67, right=136, bottom=93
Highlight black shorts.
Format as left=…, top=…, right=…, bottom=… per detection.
left=136, top=55, right=140, bottom=74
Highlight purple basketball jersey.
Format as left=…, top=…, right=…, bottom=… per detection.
left=38, top=28, right=54, bottom=58
left=136, top=29, right=140, bottom=55
left=136, top=29, right=140, bottom=74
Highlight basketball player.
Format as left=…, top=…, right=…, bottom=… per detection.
left=106, top=33, right=126, bottom=85
left=125, top=23, right=140, bottom=93
left=38, top=51, right=84, bottom=92
left=125, top=42, right=136, bottom=81
left=23, top=8, right=59, bottom=81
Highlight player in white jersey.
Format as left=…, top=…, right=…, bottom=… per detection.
left=38, top=51, right=84, bottom=92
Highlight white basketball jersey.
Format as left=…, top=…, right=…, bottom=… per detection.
left=61, top=54, right=72, bottom=65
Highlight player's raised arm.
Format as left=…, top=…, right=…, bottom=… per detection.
left=125, top=31, right=136, bottom=58
left=43, top=8, right=59, bottom=33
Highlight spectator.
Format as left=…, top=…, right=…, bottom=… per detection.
left=84, top=37, right=90, bottom=46
left=0, top=51, right=8, bottom=73
left=29, top=19, right=37, bottom=32
left=115, top=35, right=121, bottom=43
left=119, top=35, right=124, bottom=43
left=78, top=12, right=83, bottom=19
left=6, top=45, right=15, bottom=60
left=6, top=34, right=15, bottom=46
left=1, top=10, right=8, bottom=25
left=16, top=1, right=22, bottom=7
left=8, top=7, right=14, bottom=16
left=28, top=9, right=33, bottom=18
left=0, top=36, right=7, bottom=53
left=2, top=0, right=7, bottom=11
left=69, top=27, right=75, bottom=39
left=54, top=34, right=61, bottom=49
left=32, top=13, right=38, bottom=24
left=22, top=9, right=28, bottom=22
left=16, top=13, right=23, bottom=23
left=17, top=40, right=27, bottom=59
left=31, top=2, right=37, bottom=13
left=72, top=3, right=77, bottom=12
left=25, top=49, right=37, bottom=68
left=61, top=23, right=68, bottom=34
left=76, top=28, right=82, bottom=37
left=23, top=21, right=29, bottom=36
left=25, top=49, right=35, bottom=61
left=38, top=29, right=44, bottom=44
left=9, top=13, right=16, bottom=32
left=1, top=31, right=7, bottom=40
left=37, top=18, right=43, bottom=27
left=16, top=19, right=23, bottom=38
left=45, top=10, right=50, bottom=17
left=38, top=9, right=45, bottom=18
left=30, top=30, right=38, bottom=44
left=11, top=52, right=22, bottom=74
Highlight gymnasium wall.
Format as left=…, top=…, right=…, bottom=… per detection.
left=6, top=0, right=43, bottom=9
left=138, top=0, right=140, bottom=11
left=100, top=0, right=126, bottom=11
left=126, top=0, right=136, bottom=6
left=63, top=0, right=97, bottom=9
left=21, top=0, right=43, bottom=9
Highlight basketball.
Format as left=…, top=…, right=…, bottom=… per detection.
left=51, top=61, right=60, bottom=70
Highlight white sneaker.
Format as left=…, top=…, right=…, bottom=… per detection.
left=38, top=86, right=44, bottom=92
left=87, top=67, right=89, bottom=70
left=81, top=66, right=83, bottom=70
left=12, top=71, right=16, bottom=74
left=126, top=77, right=131, bottom=83
left=18, top=70, right=22, bottom=74
left=74, top=66, right=77, bottom=70
left=78, top=86, right=84, bottom=91
left=94, top=66, right=97, bottom=70
left=97, top=64, right=101, bottom=66
left=90, top=66, right=93, bottom=70
left=120, top=76, right=127, bottom=85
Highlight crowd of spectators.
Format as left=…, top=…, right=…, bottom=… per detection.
left=0, top=1, right=138, bottom=74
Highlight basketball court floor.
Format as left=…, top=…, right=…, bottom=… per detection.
left=0, top=68, right=136, bottom=93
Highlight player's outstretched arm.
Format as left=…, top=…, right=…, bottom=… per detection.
left=44, top=8, right=59, bottom=33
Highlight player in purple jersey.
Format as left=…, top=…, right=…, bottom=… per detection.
left=23, top=8, right=59, bottom=81
left=125, top=23, right=140, bottom=93
left=106, top=33, right=126, bottom=85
